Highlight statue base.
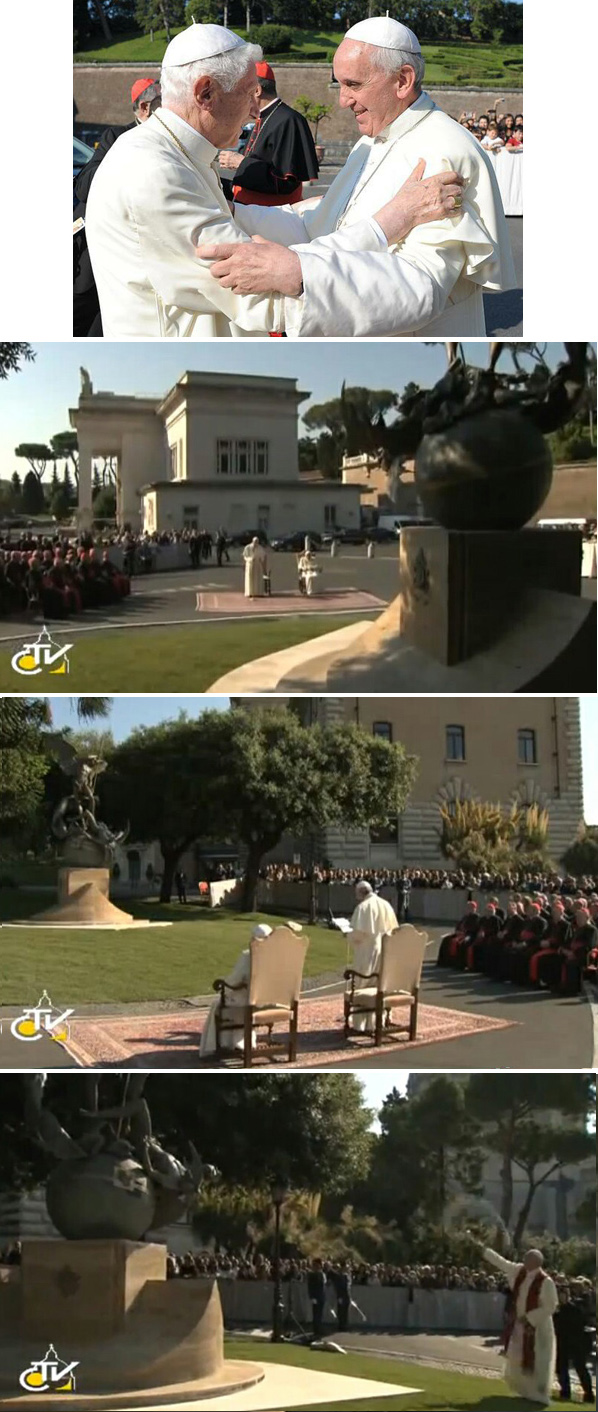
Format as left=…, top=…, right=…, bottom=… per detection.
left=0, top=1240, right=263, bottom=1409
left=27, top=869, right=135, bottom=927
left=264, top=528, right=596, bottom=693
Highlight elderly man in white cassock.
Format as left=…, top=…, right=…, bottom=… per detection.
left=482, top=1244, right=558, bottom=1404
left=348, top=881, right=399, bottom=1032
left=85, top=21, right=464, bottom=338
left=199, top=921, right=273, bottom=1056
left=206, top=15, right=516, bottom=335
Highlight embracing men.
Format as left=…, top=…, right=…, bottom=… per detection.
left=86, top=17, right=515, bottom=338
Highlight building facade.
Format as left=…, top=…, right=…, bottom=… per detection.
left=234, top=697, right=584, bottom=870
left=70, top=371, right=362, bottom=535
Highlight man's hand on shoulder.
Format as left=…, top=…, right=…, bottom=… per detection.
left=198, top=239, right=303, bottom=297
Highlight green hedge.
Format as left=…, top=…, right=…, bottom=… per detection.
left=248, top=24, right=293, bottom=53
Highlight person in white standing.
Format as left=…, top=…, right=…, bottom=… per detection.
left=348, top=881, right=399, bottom=1032
left=85, top=22, right=464, bottom=338
left=205, top=15, right=516, bottom=334
left=482, top=1244, right=558, bottom=1404
left=243, top=537, right=267, bottom=597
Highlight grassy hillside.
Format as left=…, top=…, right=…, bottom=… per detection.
left=74, top=30, right=522, bottom=86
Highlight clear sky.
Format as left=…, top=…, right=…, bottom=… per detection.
left=0, top=342, right=570, bottom=483
left=40, top=693, right=598, bottom=824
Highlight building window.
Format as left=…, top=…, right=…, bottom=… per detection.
left=373, top=721, right=392, bottom=742
left=518, top=728, right=537, bottom=764
left=257, top=505, right=270, bottom=532
left=127, top=850, right=141, bottom=883
left=183, top=505, right=199, bottom=529
left=370, top=817, right=398, bottom=844
left=255, top=441, right=268, bottom=475
left=170, top=443, right=178, bottom=479
left=324, top=504, right=337, bottom=528
left=446, top=725, right=465, bottom=761
left=217, top=439, right=269, bottom=476
left=217, top=440, right=232, bottom=475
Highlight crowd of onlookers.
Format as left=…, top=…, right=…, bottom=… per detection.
left=260, top=862, right=598, bottom=898
left=459, top=108, right=523, bottom=151
left=0, top=537, right=130, bottom=619
left=438, top=890, right=598, bottom=996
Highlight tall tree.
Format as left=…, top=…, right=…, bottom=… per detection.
left=21, top=470, right=46, bottom=515
left=51, top=432, right=80, bottom=488
left=0, top=699, right=53, bottom=849
left=0, top=344, right=35, bottom=380
left=464, top=1075, right=595, bottom=1244
left=368, top=1079, right=484, bottom=1228
left=14, top=445, right=54, bottom=484
left=90, top=0, right=113, bottom=41
left=136, top=0, right=185, bottom=41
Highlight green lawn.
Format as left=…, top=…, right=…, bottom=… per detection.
left=228, top=1338, right=575, bottom=1409
left=0, top=616, right=361, bottom=692
left=74, top=29, right=522, bottom=85
left=0, top=900, right=345, bottom=1004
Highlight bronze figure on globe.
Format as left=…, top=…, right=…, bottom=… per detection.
left=23, top=1074, right=217, bottom=1241
left=341, top=342, right=589, bottom=530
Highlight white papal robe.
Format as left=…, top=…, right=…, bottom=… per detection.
left=236, top=91, right=516, bottom=336
left=243, top=542, right=266, bottom=596
left=85, top=107, right=418, bottom=338
left=484, top=1249, right=557, bottom=1404
left=349, top=893, right=399, bottom=1032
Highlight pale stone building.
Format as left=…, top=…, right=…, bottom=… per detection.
left=234, top=697, right=584, bottom=870
left=69, top=370, right=362, bottom=535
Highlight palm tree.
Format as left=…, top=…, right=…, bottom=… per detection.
left=72, top=698, right=112, bottom=722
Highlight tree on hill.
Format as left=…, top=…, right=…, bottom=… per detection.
left=14, top=444, right=54, bottom=483
left=470, top=0, right=503, bottom=42
left=0, top=344, right=35, bottom=380
left=464, top=1074, right=595, bottom=1246
left=136, top=0, right=185, bottom=41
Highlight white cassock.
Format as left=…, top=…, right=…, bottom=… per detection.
left=349, top=893, right=399, bottom=1032
left=243, top=542, right=266, bottom=597
left=200, top=948, right=251, bottom=1056
left=85, top=107, right=401, bottom=338
left=484, top=1249, right=557, bottom=1404
left=236, top=91, right=516, bottom=336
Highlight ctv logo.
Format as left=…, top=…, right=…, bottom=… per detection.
left=9, top=992, right=74, bottom=1045
left=11, top=626, right=72, bottom=676
left=19, top=1344, right=79, bottom=1394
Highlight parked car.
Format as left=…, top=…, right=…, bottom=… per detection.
left=227, top=528, right=270, bottom=547
left=74, top=134, right=95, bottom=182
left=270, top=530, right=323, bottom=552
left=364, top=526, right=399, bottom=543
left=322, top=527, right=367, bottom=546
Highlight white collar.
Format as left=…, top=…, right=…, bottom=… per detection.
left=259, top=98, right=279, bottom=114
left=373, top=90, right=434, bottom=145
left=154, top=106, right=219, bottom=165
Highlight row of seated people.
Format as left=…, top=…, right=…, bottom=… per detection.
left=437, top=896, right=598, bottom=995
left=0, top=548, right=130, bottom=618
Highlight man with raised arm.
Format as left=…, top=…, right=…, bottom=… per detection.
left=481, top=1243, right=558, bottom=1404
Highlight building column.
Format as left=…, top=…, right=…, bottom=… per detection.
left=76, top=433, right=94, bottom=530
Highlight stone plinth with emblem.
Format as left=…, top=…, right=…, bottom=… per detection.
left=0, top=1239, right=263, bottom=1410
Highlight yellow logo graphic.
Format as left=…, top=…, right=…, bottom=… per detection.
left=19, top=1344, right=79, bottom=1394
left=11, top=625, right=72, bottom=676
left=10, top=992, right=74, bottom=1045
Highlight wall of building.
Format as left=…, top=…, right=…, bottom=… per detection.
left=71, top=396, right=167, bottom=527
left=260, top=697, right=584, bottom=869
left=73, top=65, right=523, bottom=148
left=145, top=482, right=361, bottom=536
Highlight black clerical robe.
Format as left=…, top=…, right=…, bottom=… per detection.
left=233, top=99, right=319, bottom=206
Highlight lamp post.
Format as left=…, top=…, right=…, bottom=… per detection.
left=271, top=1178, right=288, bottom=1343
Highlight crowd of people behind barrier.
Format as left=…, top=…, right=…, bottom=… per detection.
left=259, top=862, right=598, bottom=897
left=459, top=107, right=523, bottom=151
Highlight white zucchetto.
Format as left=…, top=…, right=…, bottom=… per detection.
left=344, top=17, right=422, bottom=53
left=163, top=23, right=248, bottom=67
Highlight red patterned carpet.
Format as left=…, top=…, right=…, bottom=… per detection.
left=65, top=996, right=516, bottom=1069
left=196, top=590, right=385, bottom=614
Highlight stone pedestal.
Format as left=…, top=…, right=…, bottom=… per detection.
left=0, top=1240, right=263, bottom=1409
left=28, top=869, right=135, bottom=927
left=278, top=527, right=597, bottom=694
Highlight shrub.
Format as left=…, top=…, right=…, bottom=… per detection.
left=248, top=24, right=292, bottom=52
